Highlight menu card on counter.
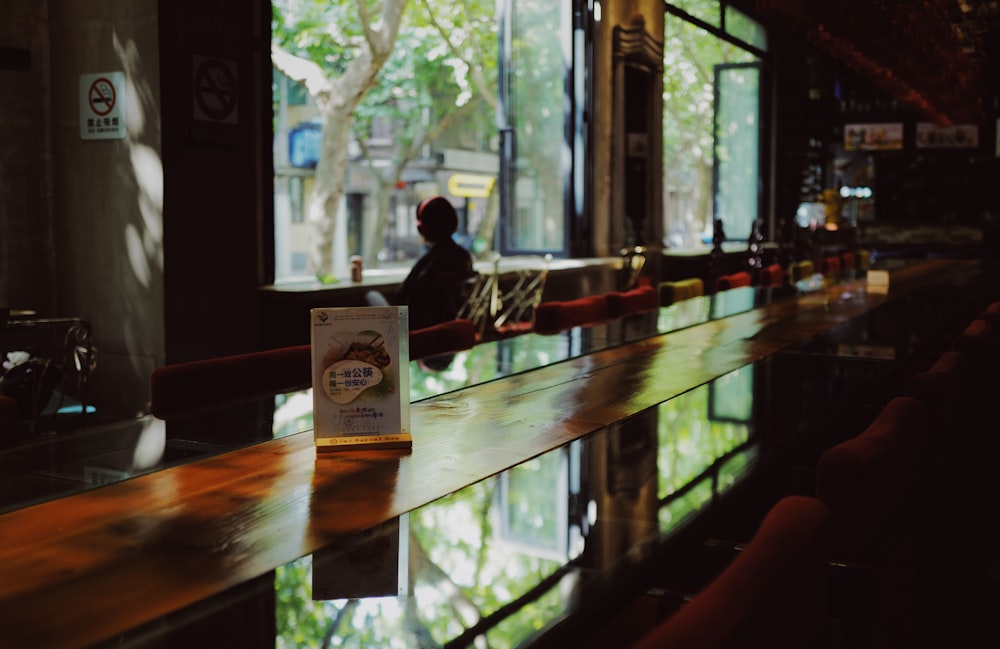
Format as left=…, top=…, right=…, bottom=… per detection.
left=866, top=269, right=890, bottom=294
left=311, top=306, right=411, bottom=451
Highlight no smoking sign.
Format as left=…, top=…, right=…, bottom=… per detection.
left=79, top=71, right=126, bottom=140
left=193, top=56, right=239, bottom=124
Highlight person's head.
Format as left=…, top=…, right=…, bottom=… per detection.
left=416, top=196, right=458, bottom=243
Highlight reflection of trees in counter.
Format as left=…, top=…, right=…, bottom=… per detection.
left=275, top=474, right=567, bottom=647
left=409, top=347, right=499, bottom=401
left=655, top=375, right=752, bottom=524
left=409, top=476, right=567, bottom=644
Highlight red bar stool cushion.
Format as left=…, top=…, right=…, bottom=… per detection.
left=533, top=295, right=611, bottom=334
left=409, top=318, right=477, bottom=361
left=628, top=496, right=832, bottom=649
left=151, top=345, right=312, bottom=419
left=760, top=263, right=785, bottom=287
left=606, top=285, right=659, bottom=318
left=716, top=271, right=752, bottom=292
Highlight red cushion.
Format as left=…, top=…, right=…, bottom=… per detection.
left=409, top=318, right=477, bottom=361
left=903, top=350, right=969, bottom=416
left=151, top=345, right=312, bottom=419
left=841, top=252, right=856, bottom=270
left=716, top=271, right=752, bottom=291
left=953, top=318, right=998, bottom=360
left=815, top=396, right=929, bottom=561
left=821, top=256, right=842, bottom=275
left=606, top=285, right=659, bottom=318
left=629, top=496, right=831, bottom=649
left=533, top=295, right=611, bottom=334
left=760, top=263, right=784, bottom=287
left=980, top=301, right=1000, bottom=328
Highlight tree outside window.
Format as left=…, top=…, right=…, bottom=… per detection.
left=662, top=1, right=764, bottom=249
left=272, top=0, right=499, bottom=282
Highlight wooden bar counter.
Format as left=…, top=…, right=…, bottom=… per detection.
left=0, top=258, right=981, bottom=649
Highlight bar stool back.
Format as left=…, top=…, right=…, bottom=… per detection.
left=606, top=284, right=658, bottom=318
left=759, top=263, right=785, bottom=287
left=533, top=295, right=611, bottom=334
left=658, top=278, right=704, bottom=306
left=815, top=396, right=930, bottom=647
left=715, top=271, right=752, bottom=292
left=628, top=496, right=832, bottom=649
left=409, top=318, right=477, bottom=361
left=150, top=345, right=312, bottom=419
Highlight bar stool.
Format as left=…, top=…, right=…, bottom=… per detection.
left=150, top=345, right=312, bottom=419
left=714, top=271, right=752, bottom=292
left=815, top=396, right=930, bottom=649
left=903, top=350, right=969, bottom=432
left=789, top=260, right=815, bottom=283
left=820, top=255, right=842, bottom=279
left=627, top=496, right=832, bottom=649
left=759, top=263, right=785, bottom=287
left=606, top=284, right=658, bottom=318
left=533, top=295, right=611, bottom=334
left=658, top=278, right=704, bottom=306
left=409, top=318, right=477, bottom=362
left=978, top=300, right=1000, bottom=328
left=952, top=318, right=998, bottom=388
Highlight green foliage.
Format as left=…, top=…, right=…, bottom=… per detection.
left=505, top=0, right=565, bottom=247
left=656, top=366, right=752, bottom=501
left=274, top=0, right=498, bottom=158
left=663, top=0, right=762, bottom=244
left=272, top=0, right=369, bottom=75
left=274, top=558, right=333, bottom=648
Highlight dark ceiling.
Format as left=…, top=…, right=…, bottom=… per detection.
left=947, top=0, right=1000, bottom=69
left=749, top=0, right=1000, bottom=124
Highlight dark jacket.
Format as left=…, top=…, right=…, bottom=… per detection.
left=394, top=238, right=474, bottom=330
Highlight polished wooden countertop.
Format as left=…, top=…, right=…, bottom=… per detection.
left=0, top=259, right=978, bottom=649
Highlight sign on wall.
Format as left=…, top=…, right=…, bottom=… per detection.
left=192, top=55, right=238, bottom=124
left=915, top=123, right=979, bottom=149
left=79, top=72, right=127, bottom=140
left=844, top=123, right=903, bottom=151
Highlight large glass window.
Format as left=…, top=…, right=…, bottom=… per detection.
left=271, top=0, right=578, bottom=284
left=662, top=1, right=766, bottom=248
left=498, top=0, right=574, bottom=255
left=714, top=61, right=761, bottom=242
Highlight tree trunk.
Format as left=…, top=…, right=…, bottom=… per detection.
left=364, top=175, right=396, bottom=264
left=305, top=0, right=406, bottom=277
left=309, top=108, right=353, bottom=275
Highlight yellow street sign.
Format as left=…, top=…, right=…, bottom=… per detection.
left=448, top=174, right=495, bottom=198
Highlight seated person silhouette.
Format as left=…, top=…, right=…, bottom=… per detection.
left=367, top=196, right=474, bottom=334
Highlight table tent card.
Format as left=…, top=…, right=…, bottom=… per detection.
left=311, top=306, right=411, bottom=451
left=866, top=269, right=890, bottom=295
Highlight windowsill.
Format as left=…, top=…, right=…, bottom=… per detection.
left=261, top=255, right=620, bottom=294
left=661, top=242, right=752, bottom=256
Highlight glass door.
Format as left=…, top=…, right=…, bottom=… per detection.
left=712, top=61, right=762, bottom=242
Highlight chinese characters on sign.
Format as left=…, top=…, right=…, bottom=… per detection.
left=311, top=306, right=411, bottom=451
left=79, top=72, right=126, bottom=140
